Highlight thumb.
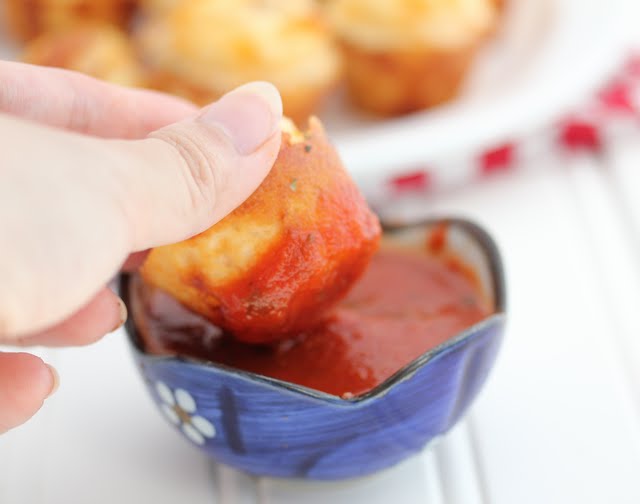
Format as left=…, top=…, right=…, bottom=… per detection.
left=116, top=81, right=283, bottom=251
left=0, top=82, right=281, bottom=338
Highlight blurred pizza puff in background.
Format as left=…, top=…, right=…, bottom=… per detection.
left=22, top=24, right=144, bottom=87
left=4, top=0, right=505, bottom=120
left=327, top=0, right=499, bottom=115
left=3, top=0, right=137, bottom=41
left=135, top=0, right=342, bottom=123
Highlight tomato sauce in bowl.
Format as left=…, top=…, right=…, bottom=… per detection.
left=131, top=232, right=493, bottom=398
left=123, top=219, right=505, bottom=480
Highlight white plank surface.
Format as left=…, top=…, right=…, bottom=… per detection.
left=380, top=153, right=640, bottom=503
left=435, top=422, right=485, bottom=504
left=258, top=448, right=445, bottom=504
left=0, top=337, right=218, bottom=504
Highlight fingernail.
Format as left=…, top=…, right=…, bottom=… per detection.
left=198, top=82, right=283, bottom=155
left=111, top=296, right=128, bottom=333
left=46, top=364, right=59, bottom=398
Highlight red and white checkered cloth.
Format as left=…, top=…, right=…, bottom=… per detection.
left=384, top=52, right=640, bottom=198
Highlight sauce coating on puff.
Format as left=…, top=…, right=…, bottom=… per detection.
left=141, top=118, right=381, bottom=343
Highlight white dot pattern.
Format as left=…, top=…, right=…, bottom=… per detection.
left=191, top=415, right=216, bottom=438
left=155, top=381, right=175, bottom=406
left=182, top=423, right=205, bottom=445
left=175, top=388, right=196, bottom=413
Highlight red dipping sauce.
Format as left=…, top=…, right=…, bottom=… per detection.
left=131, top=240, right=493, bottom=398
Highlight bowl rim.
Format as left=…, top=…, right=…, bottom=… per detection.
left=121, top=217, right=506, bottom=405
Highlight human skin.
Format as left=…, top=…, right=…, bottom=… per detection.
left=0, top=61, right=283, bottom=433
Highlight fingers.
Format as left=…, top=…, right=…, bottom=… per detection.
left=0, top=352, right=58, bottom=434
left=0, top=82, right=282, bottom=338
left=0, top=61, right=197, bottom=138
left=114, top=81, right=283, bottom=250
left=15, top=288, right=126, bottom=347
left=2, top=288, right=119, bottom=434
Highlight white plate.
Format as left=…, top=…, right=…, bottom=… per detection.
left=325, top=0, right=631, bottom=193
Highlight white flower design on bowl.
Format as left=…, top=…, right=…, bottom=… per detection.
left=155, top=381, right=216, bottom=445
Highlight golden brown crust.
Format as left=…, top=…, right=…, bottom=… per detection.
left=22, top=24, right=144, bottom=87
left=492, top=0, right=506, bottom=12
left=141, top=118, right=381, bottom=343
left=341, top=41, right=478, bottom=116
left=3, top=0, right=137, bottom=42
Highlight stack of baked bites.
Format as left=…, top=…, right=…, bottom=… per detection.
left=6, top=0, right=505, bottom=120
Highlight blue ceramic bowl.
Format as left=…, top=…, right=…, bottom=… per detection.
left=122, top=218, right=506, bottom=480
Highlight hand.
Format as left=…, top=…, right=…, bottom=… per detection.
left=0, top=61, right=283, bottom=433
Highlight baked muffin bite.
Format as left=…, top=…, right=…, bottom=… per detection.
left=2, top=0, right=137, bottom=42
left=328, top=0, right=498, bottom=116
left=141, top=118, right=381, bottom=343
left=22, top=25, right=144, bottom=87
left=136, top=0, right=342, bottom=123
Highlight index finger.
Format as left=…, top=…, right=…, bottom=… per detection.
left=0, top=61, right=197, bottom=138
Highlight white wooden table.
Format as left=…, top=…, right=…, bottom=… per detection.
left=3, top=11, right=640, bottom=503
